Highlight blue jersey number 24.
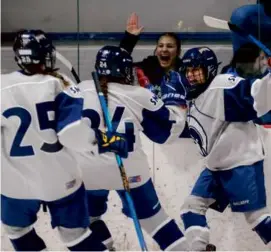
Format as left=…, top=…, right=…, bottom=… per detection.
left=83, top=106, right=135, bottom=151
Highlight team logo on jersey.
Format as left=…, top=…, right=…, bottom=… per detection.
left=187, top=115, right=208, bottom=157
left=228, top=75, right=237, bottom=83
left=68, top=85, right=81, bottom=96
left=150, top=94, right=159, bottom=105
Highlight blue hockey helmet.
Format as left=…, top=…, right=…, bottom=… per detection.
left=13, top=29, right=56, bottom=73
left=180, top=47, right=220, bottom=99
left=95, top=45, right=134, bottom=84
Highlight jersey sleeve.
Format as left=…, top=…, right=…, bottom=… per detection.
left=223, top=78, right=258, bottom=122
left=138, top=88, right=186, bottom=144
left=202, top=74, right=257, bottom=122
left=55, top=82, right=96, bottom=152
left=119, top=31, right=140, bottom=55
left=195, top=73, right=270, bottom=122
left=251, top=73, right=271, bottom=117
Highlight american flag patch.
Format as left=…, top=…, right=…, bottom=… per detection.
left=128, top=175, right=141, bottom=183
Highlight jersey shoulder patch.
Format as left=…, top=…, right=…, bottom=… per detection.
left=63, top=84, right=82, bottom=98
left=209, top=74, right=244, bottom=90
left=133, top=86, right=163, bottom=111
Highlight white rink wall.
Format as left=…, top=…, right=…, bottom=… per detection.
left=1, top=128, right=271, bottom=251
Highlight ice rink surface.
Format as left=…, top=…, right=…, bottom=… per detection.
left=1, top=43, right=271, bottom=251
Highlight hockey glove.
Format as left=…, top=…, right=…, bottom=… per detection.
left=95, top=129, right=129, bottom=158
left=160, top=70, right=187, bottom=107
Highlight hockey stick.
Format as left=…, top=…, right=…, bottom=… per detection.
left=56, top=51, right=81, bottom=83
left=203, top=15, right=271, bottom=66
left=57, top=53, right=148, bottom=249
left=91, top=71, right=148, bottom=251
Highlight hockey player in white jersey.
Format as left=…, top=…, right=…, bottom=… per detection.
left=163, top=46, right=271, bottom=250
left=1, top=30, right=129, bottom=251
left=77, top=45, right=189, bottom=250
left=223, top=43, right=271, bottom=125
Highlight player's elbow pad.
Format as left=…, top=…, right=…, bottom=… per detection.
left=57, top=120, right=97, bottom=152
left=251, top=73, right=271, bottom=117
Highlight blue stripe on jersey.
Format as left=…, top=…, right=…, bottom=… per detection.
left=224, top=79, right=258, bottom=122
left=141, top=106, right=174, bottom=144
left=55, top=92, right=83, bottom=133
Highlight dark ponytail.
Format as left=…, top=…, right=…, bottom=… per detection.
left=99, top=77, right=109, bottom=127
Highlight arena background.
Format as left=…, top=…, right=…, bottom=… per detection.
left=1, top=0, right=270, bottom=250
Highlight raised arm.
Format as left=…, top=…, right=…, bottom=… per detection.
left=119, top=13, right=144, bottom=54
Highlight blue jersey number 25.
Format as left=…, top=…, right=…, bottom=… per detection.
left=3, top=101, right=63, bottom=157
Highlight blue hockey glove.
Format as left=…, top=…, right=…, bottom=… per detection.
left=95, top=130, right=129, bottom=158
left=160, top=70, right=187, bottom=106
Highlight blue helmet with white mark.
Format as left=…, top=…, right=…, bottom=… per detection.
left=13, top=29, right=56, bottom=73
left=180, top=47, right=220, bottom=99
left=95, top=45, right=134, bottom=84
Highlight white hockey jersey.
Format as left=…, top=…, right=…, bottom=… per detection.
left=76, top=80, right=186, bottom=190
left=187, top=73, right=270, bottom=171
left=1, top=71, right=96, bottom=201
